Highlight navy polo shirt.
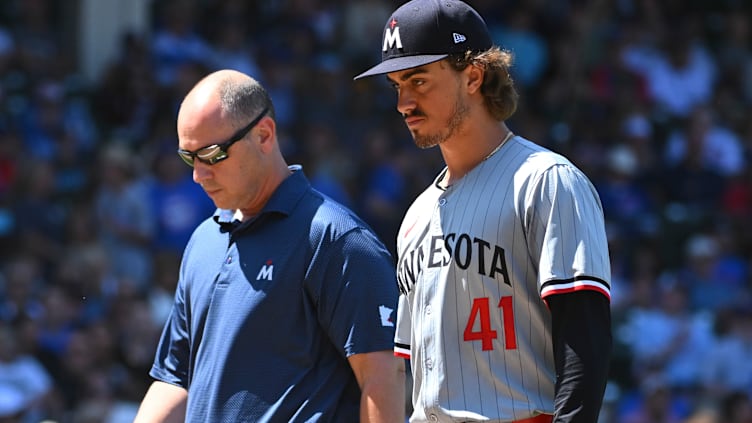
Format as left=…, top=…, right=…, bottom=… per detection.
left=149, top=166, right=399, bottom=422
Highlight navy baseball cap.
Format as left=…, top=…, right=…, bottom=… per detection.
left=353, top=0, right=493, bottom=80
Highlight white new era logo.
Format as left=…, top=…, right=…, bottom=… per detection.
left=453, top=33, right=467, bottom=44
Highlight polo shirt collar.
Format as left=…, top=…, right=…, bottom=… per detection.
left=213, top=165, right=309, bottom=225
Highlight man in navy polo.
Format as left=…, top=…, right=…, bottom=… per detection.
left=134, top=69, right=405, bottom=422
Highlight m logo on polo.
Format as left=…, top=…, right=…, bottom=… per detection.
left=256, top=260, right=273, bottom=281
left=382, top=17, right=402, bottom=51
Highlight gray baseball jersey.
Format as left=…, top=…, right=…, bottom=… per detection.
left=395, top=135, right=611, bottom=422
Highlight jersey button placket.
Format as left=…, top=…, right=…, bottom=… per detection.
left=216, top=245, right=237, bottom=287
left=424, top=197, right=443, bottom=415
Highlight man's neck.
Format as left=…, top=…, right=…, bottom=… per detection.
left=440, top=123, right=510, bottom=186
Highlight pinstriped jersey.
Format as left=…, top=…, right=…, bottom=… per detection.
left=394, top=135, right=611, bottom=422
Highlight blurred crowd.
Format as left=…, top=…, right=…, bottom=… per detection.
left=1, top=0, right=752, bottom=422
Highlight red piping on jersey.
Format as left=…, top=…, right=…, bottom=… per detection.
left=541, top=284, right=611, bottom=301
left=512, top=414, right=553, bottom=423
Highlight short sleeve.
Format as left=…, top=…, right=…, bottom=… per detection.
left=149, top=267, right=191, bottom=387
left=394, top=294, right=411, bottom=358
left=313, top=228, right=400, bottom=357
left=526, top=164, right=611, bottom=300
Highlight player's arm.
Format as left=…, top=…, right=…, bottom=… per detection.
left=133, top=380, right=188, bottom=423
left=348, top=350, right=406, bottom=423
left=547, top=291, right=611, bottom=422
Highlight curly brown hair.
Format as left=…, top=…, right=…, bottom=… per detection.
left=447, top=47, right=519, bottom=121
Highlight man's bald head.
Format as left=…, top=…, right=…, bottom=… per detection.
left=179, top=69, right=275, bottom=131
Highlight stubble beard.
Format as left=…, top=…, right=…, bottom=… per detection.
left=412, top=95, right=470, bottom=150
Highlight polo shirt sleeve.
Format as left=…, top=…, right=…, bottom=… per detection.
left=148, top=269, right=191, bottom=388
left=310, top=227, right=399, bottom=358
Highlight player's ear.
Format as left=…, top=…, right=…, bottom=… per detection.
left=255, top=116, right=276, bottom=152
left=464, top=64, right=484, bottom=95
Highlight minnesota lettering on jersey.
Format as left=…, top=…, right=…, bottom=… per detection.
left=398, top=232, right=510, bottom=295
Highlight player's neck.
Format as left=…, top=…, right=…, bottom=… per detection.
left=440, top=123, right=511, bottom=187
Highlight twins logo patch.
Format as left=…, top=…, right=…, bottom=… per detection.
left=379, top=305, right=394, bottom=327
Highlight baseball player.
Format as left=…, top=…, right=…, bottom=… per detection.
left=354, top=0, right=612, bottom=422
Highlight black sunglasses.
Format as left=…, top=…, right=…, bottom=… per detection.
left=177, top=107, right=269, bottom=167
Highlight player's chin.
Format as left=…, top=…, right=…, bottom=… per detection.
left=205, top=190, right=228, bottom=208
left=413, top=133, right=440, bottom=150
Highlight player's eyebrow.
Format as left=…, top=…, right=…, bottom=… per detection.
left=386, top=67, right=430, bottom=85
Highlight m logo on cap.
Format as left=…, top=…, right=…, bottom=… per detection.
left=453, top=33, right=467, bottom=44
left=382, top=18, right=402, bottom=51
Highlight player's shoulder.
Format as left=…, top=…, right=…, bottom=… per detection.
left=309, top=189, right=356, bottom=224
left=505, top=136, right=586, bottom=178
left=308, top=188, right=385, bottom=245
left=510, top=136, right=574, bottom=167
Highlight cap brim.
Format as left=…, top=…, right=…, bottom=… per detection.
left=353, top=54, right=448, bottom=80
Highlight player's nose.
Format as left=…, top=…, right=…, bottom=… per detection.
left=396, top=91, right=417, bottom=117
left=193, top=161, right=213, bottom=185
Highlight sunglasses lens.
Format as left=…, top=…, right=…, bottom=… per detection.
left=197, top=145, right=223, bottom=163
left=177, top=151, right=195, bottom=167
left=208, top=151, right=229, bottom=164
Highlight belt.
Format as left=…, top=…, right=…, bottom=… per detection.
left=513, top=415, right=553, bottom=423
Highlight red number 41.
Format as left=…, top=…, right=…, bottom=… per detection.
left=463, top=296, right=517, bottom=351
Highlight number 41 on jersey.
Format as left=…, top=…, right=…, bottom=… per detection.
left=463, top=296, right=517, bottom=351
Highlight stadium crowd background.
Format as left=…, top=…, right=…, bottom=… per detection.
left=1, top=0, right=752, bottom=422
